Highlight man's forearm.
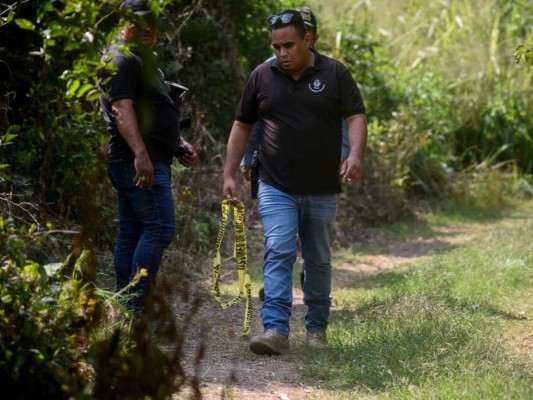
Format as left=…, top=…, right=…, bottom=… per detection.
left=346, top=113, right=368, bottom=161
left=224, top=121, right=253, bottom=178
left=111, top=99, right=147, bottom=157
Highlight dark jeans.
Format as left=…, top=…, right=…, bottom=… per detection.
left=106, top=161, right=176, bottom=312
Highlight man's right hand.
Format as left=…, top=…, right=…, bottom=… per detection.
left=134, top=151, right=154, bottom=188
left=111, top=99, right=154, bottom=188
left=223, top=120, right=254, bottom=203
left=223, top=176, right=241, bottom=204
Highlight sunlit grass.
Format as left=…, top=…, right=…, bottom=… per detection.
left=308, top=0, right=528, bottom=80
left=297, top=205, right=533, bottom=399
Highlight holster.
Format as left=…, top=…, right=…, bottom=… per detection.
left=250, top=150, right=259, bottom=199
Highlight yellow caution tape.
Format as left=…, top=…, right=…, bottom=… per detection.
left=213, top=198, right=252, bottom=338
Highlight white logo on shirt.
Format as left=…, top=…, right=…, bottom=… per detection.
left=309, top=78, right=326, bottom=93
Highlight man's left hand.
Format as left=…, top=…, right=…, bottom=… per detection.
left=177, top=142, right=197, bottom=167
left=340, top=156, right=363, bottom=183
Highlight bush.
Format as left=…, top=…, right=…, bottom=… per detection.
left=0, top=217, right=95, bottom=398
left=0, top=212, right=201, bottom=399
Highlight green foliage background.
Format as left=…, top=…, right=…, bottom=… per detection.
left=308, top=0, right=532, bottom=204
left=1, top=0, right=531, bottom=222
left=0, top=0, right=532, bottom=397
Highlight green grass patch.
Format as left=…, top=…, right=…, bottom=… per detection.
left=378, top=219, right=437, bottom=240
left=396, top=222, right=532, bottom=314
left=424, top=197, right=533, bottom=227
left=299, top=213, right=532, bottom=398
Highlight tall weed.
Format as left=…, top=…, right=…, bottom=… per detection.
left=308, top=0, right=533, bottom=205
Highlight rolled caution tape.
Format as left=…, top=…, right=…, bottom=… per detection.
left=213, top=198, right=252, bottom=338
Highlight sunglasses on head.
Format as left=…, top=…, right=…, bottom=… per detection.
left=267, top=12, right=304, bottom=28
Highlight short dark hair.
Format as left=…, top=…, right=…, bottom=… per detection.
left=268, top=9, right=308, bottom=38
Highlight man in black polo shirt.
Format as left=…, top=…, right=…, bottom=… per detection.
left=223, top=9, right=367, bottom=355
left=99, top=0, right=196, bottom=314
left=239, top=6, right=349, bottom=177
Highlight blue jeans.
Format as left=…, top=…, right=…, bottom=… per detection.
left=106, top=161, right=176, bottom=312
left=257, top=182, right=337, bottom=337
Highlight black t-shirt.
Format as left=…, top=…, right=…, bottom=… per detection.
left=235, top=49, right=365, bottom=194
left=99, top=43, right=180, bottom=164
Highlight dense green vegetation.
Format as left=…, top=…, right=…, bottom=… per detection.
left=0, top=0, right=531, bottom=398
left=311, top=0, right=533, bottom=222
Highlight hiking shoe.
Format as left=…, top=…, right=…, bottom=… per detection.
left=304, top=331, right=329, bottom=349
left=249, top=330, right=290, bottom=355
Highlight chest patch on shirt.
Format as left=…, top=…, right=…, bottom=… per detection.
left=309, top=78, right=326, bottom=93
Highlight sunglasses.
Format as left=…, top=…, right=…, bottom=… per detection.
left=267, top=12, right=304, bottom=28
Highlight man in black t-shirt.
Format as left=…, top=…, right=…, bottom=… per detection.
left=99, top=0, right=197, bottom=314
left=223, top=9, right=367, bottom=355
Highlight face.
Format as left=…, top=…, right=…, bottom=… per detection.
left=271, top=25, right=311, bottom=73
left=122, top=18, right=158, bottom=47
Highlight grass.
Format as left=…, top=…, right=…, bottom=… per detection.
left=296, top=201, right=533, bottom=399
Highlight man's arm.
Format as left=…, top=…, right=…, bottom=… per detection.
left=340, top=113, right=367, bottom=182
left=111, top=98, right=154, bottom=188
left=223, top=120, right=254, bottom=200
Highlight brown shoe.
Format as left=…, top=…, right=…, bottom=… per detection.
left=305, top=331, right=329, bottom=349
left=249, top=330, right=290, bottom=355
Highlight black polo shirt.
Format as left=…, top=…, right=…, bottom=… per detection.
left=99, top=44, right=180, bottom=164
left=235, top=49, right=365, bottom=194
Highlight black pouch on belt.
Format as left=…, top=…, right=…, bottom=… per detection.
left=250, top=150, right=259, bottom=199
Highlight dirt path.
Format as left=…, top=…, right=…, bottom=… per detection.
left=169, top=214, right=530, bottom=399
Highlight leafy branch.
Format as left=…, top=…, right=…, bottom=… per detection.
left=515, top=37, right=533, bottom=65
